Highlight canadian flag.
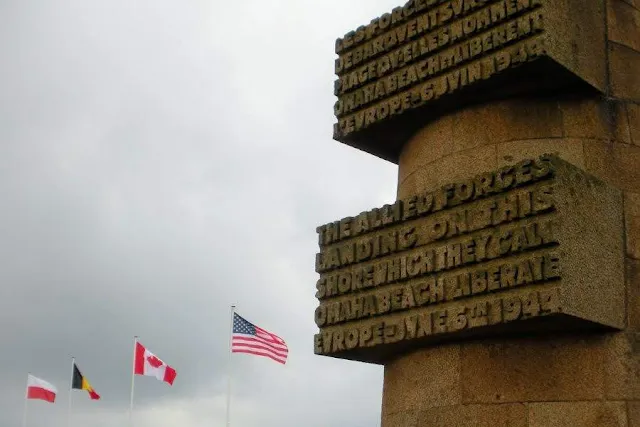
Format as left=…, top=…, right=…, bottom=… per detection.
left=134, top=341, right=177, bottom=385
left=26, top=374, right=57, bottom=403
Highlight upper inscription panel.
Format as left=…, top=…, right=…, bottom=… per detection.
left=313, top=156, right=623, bottom=364
left=332, top=0, right=606, bottom=163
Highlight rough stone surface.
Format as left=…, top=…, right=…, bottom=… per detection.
left=561, top=99, right=631, bottom=143
left=626, top=193, right=640, bottom=259
left=629, top=401, right=640, bottom=427
left=314, top=155, right=625, bottom=363
left=321, top=1, right=640, bottom=425
left=461, top=336, right=606, bottom=403
left=628, top=258, right=640, bottom=330
left=415, top=403, right=528, bottom=427
left=618, top=0, right=640, bottom=13
left=398, top=143, right=497, bottom=198
left=608, top=0, right=640, bottom=53
left=379, top=97, right=637, bottom=426
left=584, top=141, right=640, bottom=192
left=528, top=401, right=627, bottom=427
left=382, top=345, right=461, bottom=415
left=398, top=115, right=455, bottom=184
left=604, top=332, right=640, bottom=400
left=495, top=138, right=586, bottom=169
left=332, top=0, right=607, bottom=162
left=629, top=103, right=640, bottom=145
left=609, top=43, right=640, bottom=100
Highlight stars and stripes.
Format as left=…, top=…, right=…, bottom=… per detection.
left=231, top=313, right=288, bottom=364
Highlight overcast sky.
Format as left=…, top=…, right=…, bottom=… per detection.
left=0, top=1, right=401, bottom=427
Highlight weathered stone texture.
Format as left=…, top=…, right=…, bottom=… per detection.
left=583, top=141, right=640, bottom=192
left=608, top=0, right=640, bottom=53
left=628, top=103, right=640, bottom=145
left=461, top=337, right=606, bottom=403
left=323, top=1, right=640, bottom=426
left=628, top=258, right=640, bottom=329
left=626, top=194, right=640, bottom=259
left=416, top=403, right=528, bottom=427
left=528, top=401, right=627, bottom=427
left=561, top=99, right=631, bottom=143
left=382, top=345, right=461, bottom=415
left=333, top=0, right=607, bottom=162
left=381, top=95, right=639, bottom=426
left=609, top=43, right=640, bottom=100
left=397, top=143, right=497, bottom=198
left=604, top=333, right=640, bottom=400
left=629, top=401, right=640, bottom=427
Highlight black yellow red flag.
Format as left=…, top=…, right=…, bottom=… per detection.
left=72, top=363, right=100, bottom=400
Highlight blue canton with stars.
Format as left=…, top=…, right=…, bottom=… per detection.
left=233, top=313, right=256, bottom=335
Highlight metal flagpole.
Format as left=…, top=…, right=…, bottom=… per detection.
left=22, top=373, right=29, bottom=427
left=225, top=305, right=236, bottom=427
left=129, top=336, right=138, bottom=427
left=68, top=357, right=75, bottom=427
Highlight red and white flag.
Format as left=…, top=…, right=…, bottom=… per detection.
left=232, top=313, right=288, bottom=364
left=134, top=341, right=177, bottom=385
left=26, top=374, right=57, bottom=403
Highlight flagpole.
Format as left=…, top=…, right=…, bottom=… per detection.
left=68, top=357, right=75, bottom=427
left=225, top=305, right=236, bottom=427
left=129, top=336, right=138, bottom=427
left=22, top=373, right=29, bottom=427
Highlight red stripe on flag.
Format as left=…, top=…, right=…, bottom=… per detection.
left=231, top=314, right=288, bottom=364
left=232, top=336, right=287, bottom=353
left=231, top=341, right=288, bottom=358
left=232, top=336, right=287, bottom=347
left=27, top=386, right=56, bottom=403
left=232, top=336, right=288, bottom=364
left=164, top=366, right=177, bottom=385
left=134, top=342, right=146, bottom=375
left=255, top=326, right=285, bottom=343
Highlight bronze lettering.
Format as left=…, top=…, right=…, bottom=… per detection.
left=317, top=285, right=568, bottom=355
left=336, top=5, right=545, bottom=109
left=359, top=325, right=372, bottom=348
left=322, top=331, right=333, bottom=354
left=503, top=296, right=522, bottom=322
left=540, top=287, right=561, bottom=313
left=451, top=306, right=469, bottom=331
left=332, top=329, right=346, bottom=352
left=345, top=329, right=359, bottom=350
left=433, top=310, right=448, bottom=333
left=316, top=277, right=326, bottom=299
left=314, top=333, right=323, bottom=354
left=405, top=315, right=419, bottom=339
left=522, top=291, right=541, bottom=318
left=417, top=312, right=433, bottom=337
left=315, top=305, right=327, bottom=327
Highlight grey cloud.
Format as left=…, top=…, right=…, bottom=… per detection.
left=0, top=0, right=400, bottom=426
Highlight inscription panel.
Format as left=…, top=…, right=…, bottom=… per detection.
left=313, top=156, right=623, bottom=363
left=331, top=0, right=607, bottom=163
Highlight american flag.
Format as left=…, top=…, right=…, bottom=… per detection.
left=231, top=313, right=288, bottom=364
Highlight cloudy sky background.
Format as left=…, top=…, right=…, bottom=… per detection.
left=0, top=1, right=402, bottom=426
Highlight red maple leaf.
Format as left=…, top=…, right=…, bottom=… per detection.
left=146, top=354, right=164, bottom=368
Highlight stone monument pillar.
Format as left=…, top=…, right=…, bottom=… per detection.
left=314, top=1, right=640, bottom=426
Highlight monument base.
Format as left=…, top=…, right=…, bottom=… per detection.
left=383, top=95, right=640, bottom=427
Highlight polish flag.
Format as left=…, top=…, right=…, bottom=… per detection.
left=134, top=341, right=176, bottom=385
left=26, top=374, right=57, bottom=403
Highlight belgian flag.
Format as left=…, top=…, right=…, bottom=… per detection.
left=72, top=363, right=100, bottom=400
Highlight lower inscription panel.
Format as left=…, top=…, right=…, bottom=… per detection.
left=316, top=287, right=561, bottom=355
left=313, top=156, right=624, bottom=363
